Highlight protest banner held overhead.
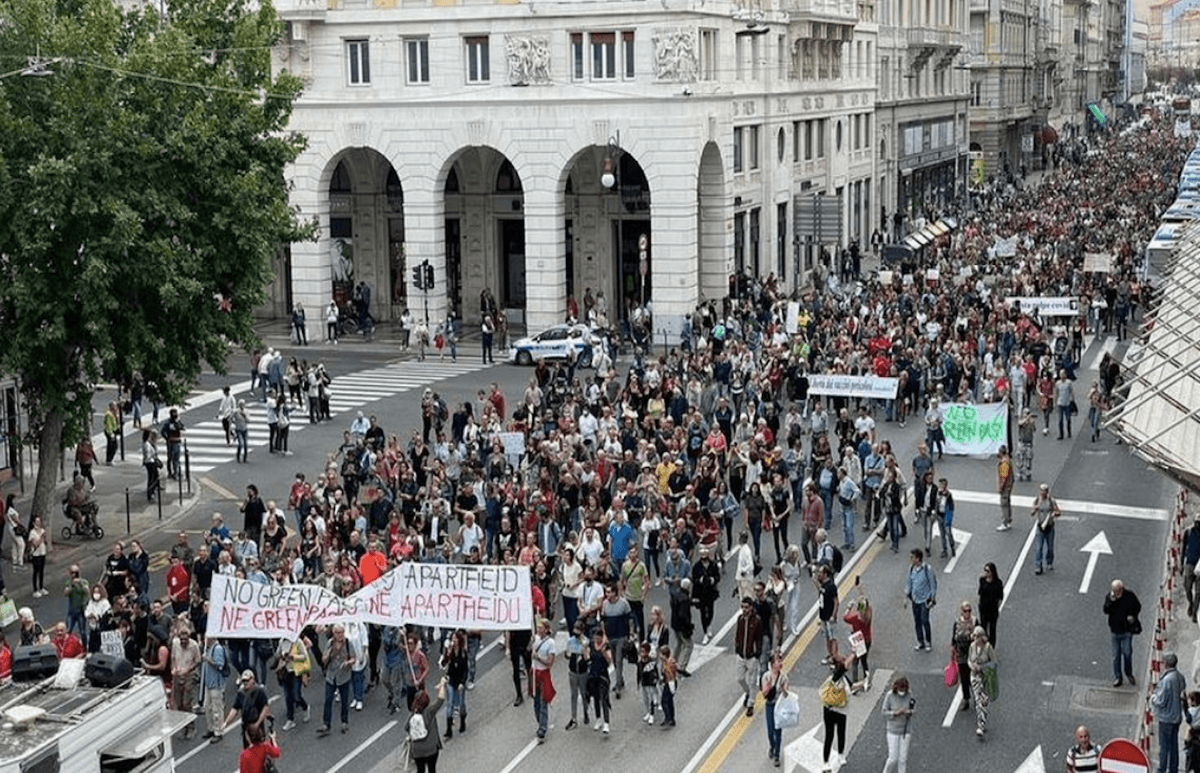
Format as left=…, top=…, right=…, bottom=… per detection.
left=938, top=402, right=1008, bottom=456
left=807, top=374, right=899, bottom=401
left=206, top=563, right=534, bottom=639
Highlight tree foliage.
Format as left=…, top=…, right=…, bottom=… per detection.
left=0, top=0, right=311, bottom=522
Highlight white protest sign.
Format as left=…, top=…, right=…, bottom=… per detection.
left=496, top=432, right=525, bottom=458
left=807, top=375, right=898, bottom=400
left=994, top=236, right=1018, bottom=257
left=1006, top=296, right=1080, bottom=317
left=206, top=563, right=533, bottom=639
left=101, top=630, right=124, bottom=658
left=785, top=301, right=801, bottom=335
left=938, top=402, right=1008, bottom=456
left=1082, top=252, right=1113, bottom=272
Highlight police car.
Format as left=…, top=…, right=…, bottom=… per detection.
left=508, top=323, right=602, bottom=367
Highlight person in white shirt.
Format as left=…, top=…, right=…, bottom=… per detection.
left=217, top=387, right=237, bottom=446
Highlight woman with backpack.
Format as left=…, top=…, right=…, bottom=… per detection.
left=408, top=677, right=447, bottom=773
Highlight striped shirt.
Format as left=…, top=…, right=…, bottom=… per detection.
left=1065, top=743, right=1099, bottom=773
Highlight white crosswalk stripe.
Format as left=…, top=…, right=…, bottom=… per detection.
left=181, top=361, right=493, bottom=473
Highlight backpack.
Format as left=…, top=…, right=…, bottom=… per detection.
left=829, top=545, right=844, bottom=573
left=216, top=645, right=232, bottom=678
left=408, top=711, right=428, bottom=741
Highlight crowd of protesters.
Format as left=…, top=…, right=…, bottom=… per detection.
left=0, top=112, right=1187, bottom=770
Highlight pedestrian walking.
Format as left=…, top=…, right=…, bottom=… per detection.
left=481, top=314, right=496, bottom=364
left=1030, top=483, right=1060, bottom=574
left=530, top=617, right=556, bottom=743
left=291, top=303, right=308, bottom=345
left=904, top=549, right=937, bottom=651
left=761, top=649, right=789, bottom=766
left=325, top=300, right=338, bottom=344
left=1016, top=408, right=1036, bottom=480
left=996, top=445, right=1014, bottom=531
left=949, top=601, right=978, bottom=712
left=967, top=626, right=995, bottom=740
left=202, top=638, right=231, bottom=741
left=735, top=595, right=762, bottom=716
left=564, top=622, right=591, bottom=731
left=317, top=623, right=354, bottom=735
left=440, top=629, right=469, bottom=737
left=103, top=402, right=120, bottom=465
left=27, top=517, right=46, bottom=597
left=658, top=644, right=678, bottom=728
left=238, top=726, right=280, bottom=773
left=934, top=477, right=956, bottom=559
left=233, top=401, right=249, bottom=463
left=408, top=679, right=446, bottom=773
left=142, top=429, right=161, bottom=501
left=1104, top=579, right=1142, bottom=687
left=1153, top=651, right=1187, bottom=773
left=1055, top=369, right=1075, bottom=440
left=819, top=654, right=854, bottom=772
left=586, top=628, right=613, bottom=734
left=637, top=641, right=659, bottom=724
left=882, top=674, right=916, bottom=773
left=977, top=562, right=1004, bottom=645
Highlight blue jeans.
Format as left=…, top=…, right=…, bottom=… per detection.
left=283, top=672, right=308, bottom=722
left=67, top=609, right=87, bottom=643
left=765, top=700, right=782, bottom=759
left=840, top=501, right=856, bottom=550
left=887, top=510, right=902, bottom=551
left=1058, top=405, right=1072, bottom=438
left=661, top=681, right=676, bottom=724
left=467, top=636, right=481, bottom=684
left=820, top=489, right=834, bottom=530
left=322, top=681, right=350, bottom=728
left=911, top=601, right=932, bottom=648
left=235, top=429, right=248, bottom=461
left=352, top=669, right=366, bottom=703
left=1034, top=526, right=1055, bottom=571
left=446, top=683, right=467, bottom=723
left=1112, top=631, right=1134, bottom=681
left=1160, top=720, right=1180, bottom=773
left=940, top=514, right=956, bottom=556
left=533, top=684, right=550, bottom=737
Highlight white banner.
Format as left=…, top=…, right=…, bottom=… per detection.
left=807, top=374, right=898, bottom=400
left=938, top=402, right=1008, bottom=456
left=1082, top=252, right=1113, bottom=273
left=994, top=236, right=1019, bottom=258
left=785, top=301, right=801, bottom=335
left=1005, top=296, right=1080, bottom=317
left=206, top=564, right=533, bottom=639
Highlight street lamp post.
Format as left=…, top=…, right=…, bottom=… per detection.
left=601, top=131, right=631, bottom=324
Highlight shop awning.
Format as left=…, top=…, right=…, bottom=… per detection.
left=1088, top=103, right=1107, bottom=125
left=1106, top=224, right=1200, bottom=489
left=903, top=217, right=958, bottom=252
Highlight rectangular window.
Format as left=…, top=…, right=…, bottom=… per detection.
left=465, top=36, right=490, bottom=83
left=735, top=34, right=746, bottom=80
left=777, top=202, right=788, bottom=278
left=623, top=31, right=635, bottom=78
left=347, top=39, right=370, bottom=85
left=749, top=208, right=761, bottom=276
left=804, top=121, right=814, bottom=160
left=733, top=127, right=744, bottom=174
left=792, top=120, right=801, bottom=162
left=700, top=28, right=718, bottom=81
left=817, top=119, right=826, bottom=158
left=591, top=32, right=616, bottom=80
left=748, top=125, right=760, bottom=170
left=571, top=33, right=584, bottom=80
left=734, top=212, right=746, bottom=273
left=778, top=35, right=787, bottom=79
left=750, top=35, right=760, bottom=80
left=406, top=38, right=430, bottom=84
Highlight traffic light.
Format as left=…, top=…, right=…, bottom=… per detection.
left=423, top=263, right=435, bottom=290
left=411, top=264, right=424, bottom=291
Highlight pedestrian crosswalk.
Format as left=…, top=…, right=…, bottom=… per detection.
left=181, top=360, right=493, bottom=473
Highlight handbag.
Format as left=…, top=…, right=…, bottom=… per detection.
left=1130, top=617, right=1143, bottom=635
left=819, top=676, right=847, bottom=709
left=762, top=513, right=773, bottom=532
left=981, top=662, right=999, bottom=701
left=944, top=658, right=959, bottom=688
left=1069, top=399, right=1079, bottom=415
left=774, top=690, right=801, bottom=729
left=622, top=638, right=638, bottom=664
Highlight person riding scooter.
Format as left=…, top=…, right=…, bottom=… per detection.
left=64, top=473, right=99, bottom=533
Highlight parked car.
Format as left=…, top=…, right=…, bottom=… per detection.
left=508, top=323, right=601, bottom=367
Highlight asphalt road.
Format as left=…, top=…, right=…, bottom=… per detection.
left=57, top=332, right=1172, bottom=773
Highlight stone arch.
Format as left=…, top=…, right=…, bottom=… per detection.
left=697, top=141, right=726, bottom=303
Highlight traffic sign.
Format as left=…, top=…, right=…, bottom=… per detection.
left=1098, top=738, right=1149, bottom=773
left=638, top=233, right=648, bottom=250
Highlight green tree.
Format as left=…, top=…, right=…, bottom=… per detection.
left=0, top=0, right=311, bottom=532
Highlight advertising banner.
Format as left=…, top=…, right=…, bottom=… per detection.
left=206, top=563, right=533, bottom=639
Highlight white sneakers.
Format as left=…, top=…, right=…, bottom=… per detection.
left=593, top=718, right=603, bottom=731
left=601, top=722, right=610, bottom=734
left=996, top=523, right=1012, bottom=532
left=281, top=720, right=296, bottom=731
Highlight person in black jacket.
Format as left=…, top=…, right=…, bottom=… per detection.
left=1104, top=579, right=1141, bottom=688
left=691, top=548, right=721, bottom=645
left=977, top=563, right=1004, bottom=646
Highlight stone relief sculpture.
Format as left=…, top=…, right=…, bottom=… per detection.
left=506, top=35, right=551, bottom=85
left=652, top=28, right=698, bottom=83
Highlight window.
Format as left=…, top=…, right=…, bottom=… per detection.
left=406, top=38, right=430, bottom=84
left=735, top=35, right=746, bottom=80
left=817, top=119, right=826, bottom=158
left=465, top=36, right=490, bottom=83
left=749, top=208, right=761, bottom=275
left=733, top=127, right=744, bottom=174
left=623, top=31, right=635, bottom=78
left=734, top=212, right=746, bottom=273
left=748, top=125, right=760, bottom=171
left=592, top=32, right=616, bottom=80
left=346, top=39, right=370, bottom=85
left=700, top=28, right=718, bottom=81
left=804, top=121, right=814, bottom=161
left=571, top=33, right=584, bottom=80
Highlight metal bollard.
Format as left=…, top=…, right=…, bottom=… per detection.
left=184, top=442, right=191, bottom=494
left=178, top=467, right=183, bottom=505
left=125, top=488, right=131, bottom=534
left=157, top=483, right=162, bottom=521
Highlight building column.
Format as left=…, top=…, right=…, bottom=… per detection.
left=290, top=183, right=331, bottom=344
left=649, top=190, right=700, bottom=344
left=523, top=185, right=566, bottom=332
left=401, top=180, right=447, bottom=326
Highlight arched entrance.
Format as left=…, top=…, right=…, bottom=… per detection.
left=697, top=141, right=725, bottom=301
left=561, top=144, right=651, bottom=328
left=323, top=148, right=404, bottom=322
left=443, top=147, right=525, bottom=326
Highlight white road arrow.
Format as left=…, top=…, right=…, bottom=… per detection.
left=930, top=523, right=973, bottom=574
left=1014, top=745, right=1046, bottom=773
left=685, top=643, right=724, bottom=673
left=1078, top=531, right=1113, bottom=594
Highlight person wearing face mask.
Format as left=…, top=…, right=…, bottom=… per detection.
left=84, top=585, right=111, bottom=653
left=881, top=673, right=916, bottom=773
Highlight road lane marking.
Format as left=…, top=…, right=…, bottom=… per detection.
left=950, top=489, right=1168, bottom=521
left=497, top=739, right=539, bottom=773
left=176, top=694, right=280, bottom=767
left=685, top=540, right=886, bottom=773
left=327, top=721, right=398, bottom=773
left=942, top=520, right=1038, bottom=727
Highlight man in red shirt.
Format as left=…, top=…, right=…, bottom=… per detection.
left=166, top=555, right=191, bottom=615
left=358, top=539, right=388, bottom=586
left=488, top=382, right=506, bottom=420
left=49, top=623, right=85, bottom=660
